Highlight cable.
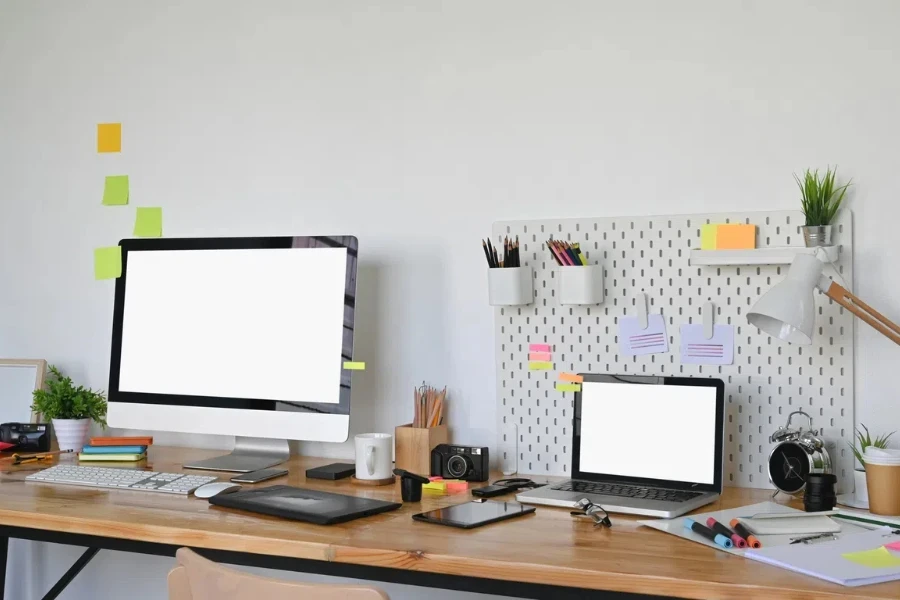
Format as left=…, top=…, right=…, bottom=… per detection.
left=490, top=478, right=542, bottom=491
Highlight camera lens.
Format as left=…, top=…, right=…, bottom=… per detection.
left=447, top=454, right=470, bottom=478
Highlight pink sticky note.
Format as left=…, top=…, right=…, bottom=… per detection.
left=529, top=352, right=551, bottom=361
left=886, top=541, right=900, bottom=551
left=529, top=343, right=551, bottom=352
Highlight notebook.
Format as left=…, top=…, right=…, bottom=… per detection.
left=81, top=445, right=147, bottom=454
left=737, top=514, right=841, bottom=536
left=745, top=528, right=900, bottom=587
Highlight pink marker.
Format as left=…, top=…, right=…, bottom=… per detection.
left=707, top=517, right=746, bottom=549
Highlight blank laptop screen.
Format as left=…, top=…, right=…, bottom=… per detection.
left=578, top=381, right=718, bottom=484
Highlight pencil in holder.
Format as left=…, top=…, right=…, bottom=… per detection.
left=488, top=266, right=533, bottom=306
left=557, top=264, right=604, bottom=305
left=395, top=424, right=448, bottom=476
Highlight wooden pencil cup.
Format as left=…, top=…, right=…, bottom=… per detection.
left=395, top=424, right=448, bottom=476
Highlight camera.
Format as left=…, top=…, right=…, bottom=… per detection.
left=0, top=422, right=51, bottom=452
left=431, top=444, right=489, bottom=482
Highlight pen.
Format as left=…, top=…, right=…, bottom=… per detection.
left=706, top=517, right=747, bottom=548
left=12, top=449, right=75, bottom=465
left=730, top=519, right=762, bottom=548
left=684, top=518, right=732, bottom=549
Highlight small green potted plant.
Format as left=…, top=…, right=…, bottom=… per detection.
left=795, top=166, right=852, bottom=247
left=31, top=365, right=107, bottom=451
left=850, top=424, right=894, bottom=504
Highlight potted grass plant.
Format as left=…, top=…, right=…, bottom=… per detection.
left=850, top=424, right=895, bottom=503
left=31, top=365, right=107, bottom=451
left=795, top=166, right=852, bottom=247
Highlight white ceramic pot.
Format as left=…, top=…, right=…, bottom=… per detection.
left=854, top=468, right=869, bottom=503
left=52, top=418, right=91, bottom=452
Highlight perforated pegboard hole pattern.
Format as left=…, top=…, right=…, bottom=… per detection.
left=494, top=211, right=853, bottom=489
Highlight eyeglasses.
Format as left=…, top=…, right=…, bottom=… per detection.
left=571, top=498, right=612, bottom=528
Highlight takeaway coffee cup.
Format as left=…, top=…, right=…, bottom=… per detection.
left=864, top=447, right=900, bottom=515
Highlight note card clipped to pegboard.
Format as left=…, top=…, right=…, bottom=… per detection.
left=493, top=210, right=854, bottom=489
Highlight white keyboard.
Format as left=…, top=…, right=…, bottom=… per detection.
left=26, top=464, right=219, bottom=495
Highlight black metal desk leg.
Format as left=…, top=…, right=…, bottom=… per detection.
left=0, top=536, right=8, bottom=600
left=41, top=547, right=99, bottom=600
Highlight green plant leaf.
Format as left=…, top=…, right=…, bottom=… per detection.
left=31, top=365, right=107, bottom=426
left=796, top=166, right=851, bottom=226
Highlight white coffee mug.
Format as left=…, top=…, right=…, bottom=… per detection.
left=355, top=433, right=393, bottom=480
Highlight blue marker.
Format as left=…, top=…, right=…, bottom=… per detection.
left=684, top=518, right=733, bottom=549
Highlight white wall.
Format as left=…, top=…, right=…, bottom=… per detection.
left=2, top=0, right=900, bottom=598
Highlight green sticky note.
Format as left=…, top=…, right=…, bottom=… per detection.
left=134, top=207, right=163, bottom=237
left=842, top=546, right=900, bottom=568
left=94, top=246, right=122, bottom=280
left=102, top=175, right=129, bottom=206
left=700, top=224, right=717, bottom=250
left=343, top=361, right=366, bottom=370
left=529, top=361, right=553, bottom=370
left=556, top=383, right=582, bottom=392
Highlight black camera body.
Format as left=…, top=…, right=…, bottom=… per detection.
left=0, top=422, right=51, bottom=452
left=431, top=444, right=489, bottom=482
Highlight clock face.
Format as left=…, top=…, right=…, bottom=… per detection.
left=769, top=443, right=811, bottom=494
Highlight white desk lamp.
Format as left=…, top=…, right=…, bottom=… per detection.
left=748, top=254, right=900, bottom=346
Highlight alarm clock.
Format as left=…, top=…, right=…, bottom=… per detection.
left=768, top=409, right=832, bottom=495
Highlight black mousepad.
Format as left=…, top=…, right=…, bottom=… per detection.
left=209, top=485, right=401, bottom=525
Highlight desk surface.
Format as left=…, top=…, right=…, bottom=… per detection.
left=0, top=446, right=895, bottom=600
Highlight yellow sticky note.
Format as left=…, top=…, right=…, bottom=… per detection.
left=842, top=546, right=900, bottom=568
left=529, top=361, right=553, bottom=370
left=97, top=123, right=121, bottom=153
left=134, top=207, right=163, bottom=238
left=343, top=361, right=366, bottom=370
left=102, top=175, right=129, bottom=206
left=556, top=383, right=582, bottom=392
left=700, top=224, right=718, bottom=250
left=716, top=224, right=756, bottom=250
left=94, top=246, right=122, bottom=280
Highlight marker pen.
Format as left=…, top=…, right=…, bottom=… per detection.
left=730, top=519, right=762, bottom=548
left=684, top=518, right=733, bottom=549
left=706, top=517, right=747, bottom=548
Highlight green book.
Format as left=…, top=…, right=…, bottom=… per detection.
left=78, top=452, right=146, bottom=462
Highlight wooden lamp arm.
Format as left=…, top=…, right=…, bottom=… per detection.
left=824, top=281, right=900, bottom=346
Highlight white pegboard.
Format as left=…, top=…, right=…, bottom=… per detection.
left=493, top=210, right=854, bottom=489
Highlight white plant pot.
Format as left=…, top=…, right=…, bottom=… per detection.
left=52, top=418, right=91, bottom=452
left=854, top=468, right=869, bottom=503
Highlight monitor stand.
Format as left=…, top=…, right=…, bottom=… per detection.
left=183, top=437, right=290, bottom=473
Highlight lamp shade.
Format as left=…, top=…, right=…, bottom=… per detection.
left=747, top=254, right=825, bottom=345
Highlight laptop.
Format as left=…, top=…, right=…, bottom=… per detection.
left=517, top=374, right=725, bottom=518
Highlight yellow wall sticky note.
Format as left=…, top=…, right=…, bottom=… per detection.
left=559, top=372, right=584, bottom=383
left=102, top=175, right=129, bottom=206
left=343, top=361, right=366, bottom=370
left=700, top=224, right=718, bottom=250
left=842, top=546, right=900, bottom=568
left=94, top=246, right=122, bottom=280
left=716, top=224, right=756, bottom=250
left=97, top=123, right=121, bottom=153
left=556, top=383, right=582, bottom=392
left=529, top=361, right=553, bottom=370
left=134, top=207, right=163, bottom=237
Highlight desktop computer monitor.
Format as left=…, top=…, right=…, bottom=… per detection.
left=107, top=235, right=358, bottom=472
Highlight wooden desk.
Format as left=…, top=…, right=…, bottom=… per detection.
left=0, top=447, right=896, bottom=600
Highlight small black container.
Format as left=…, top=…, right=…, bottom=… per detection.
left=804, top=472, right=837, bottom=512
left=401, top=477, right=423, bottom=502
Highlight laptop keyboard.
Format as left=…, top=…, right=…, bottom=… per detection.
left=552, top=480, right=703, bottom=503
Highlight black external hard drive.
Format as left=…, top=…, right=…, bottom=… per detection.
left=306, top=463, right=356, bottom=481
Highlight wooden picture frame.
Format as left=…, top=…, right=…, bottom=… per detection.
left=0, top=359, right=47, bottom=423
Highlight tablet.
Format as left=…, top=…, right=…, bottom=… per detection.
left=412, top=500, right=536, bottom=529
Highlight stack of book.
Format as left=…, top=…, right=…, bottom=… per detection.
left=78, top=436, right=153, bottom=462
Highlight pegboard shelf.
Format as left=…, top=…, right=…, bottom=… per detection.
left=690, top=245, right=840, bottom=266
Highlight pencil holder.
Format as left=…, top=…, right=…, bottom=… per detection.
left=395, top=424, right=448, bottom=476
left=488, top=266, right=533, bottom=306
left=557, top=265, right=604, bottom=305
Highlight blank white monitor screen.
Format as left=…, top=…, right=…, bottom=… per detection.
left=578, top=381, right=717, bottom=484
left=118, top=247, right=347, bottom=404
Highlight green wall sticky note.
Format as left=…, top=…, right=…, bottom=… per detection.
left=700, top=224, right=717, bottom=250
left=556, top=383, right=582, bottom=392
left=529, top=361, right=553, bottom=370
left=103, top=175, right=129, bottom=206
left=134, top=207, right=163, bottom=237
left=343, top=361, right=366, bottom=370
left=842, top=546, right=900, bottom=568
left=94, top=246, right=122, bottom=280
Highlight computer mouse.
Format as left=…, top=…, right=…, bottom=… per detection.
left=193, top=482, right=242, bottom=499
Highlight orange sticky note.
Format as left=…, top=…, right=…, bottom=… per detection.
left=559, top=373, right=584, bottom=383
left=715, top=224, right=756, bottom=250
left=97, top=123, right=121, bottom=153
